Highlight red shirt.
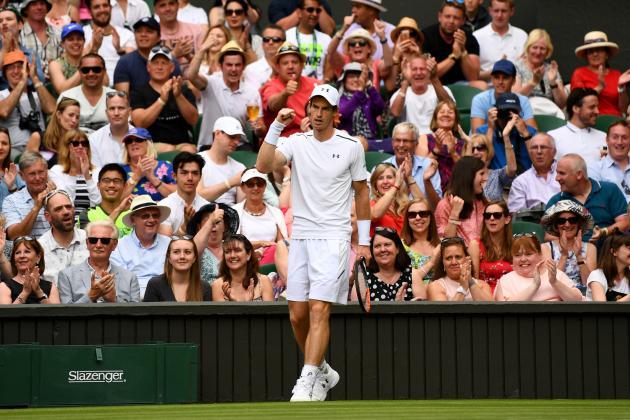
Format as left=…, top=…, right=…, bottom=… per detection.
left=570, top=66, right=622, bottom=116
left=260, top=76, right=319, bottom=137
left=369, top=199, right=405, bottom=237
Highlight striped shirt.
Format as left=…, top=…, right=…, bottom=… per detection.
left=3, top=187, right=50, bottom=238
left=19, top=21, right=62, bottom=77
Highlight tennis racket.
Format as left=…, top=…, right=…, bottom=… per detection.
left=354, top=257, right=371, bottom=313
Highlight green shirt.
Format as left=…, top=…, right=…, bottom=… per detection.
left=85, top=206, right=132, bottom=237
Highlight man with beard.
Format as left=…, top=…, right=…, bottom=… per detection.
left=187, top=40, right=262, bottom=148
left=18, top=0, right=61, bottom=77
left=113, top=16, right=181, bottom=94
left=4, top=151, right=52, bottom=239
left=261, top=43, right=317, bottom=137
left=58, top=53, right=114, bottom=134
left=83, top=0, right=136, bottom=83
left=38, top=189, right=90, bottom=284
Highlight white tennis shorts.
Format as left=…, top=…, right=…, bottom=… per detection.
left=286, top=238, right=350, bottom=304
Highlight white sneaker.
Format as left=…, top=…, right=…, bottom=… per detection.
left=311, top=363, right=340, bottom=401
left=290, top=374, right=314, bottom=402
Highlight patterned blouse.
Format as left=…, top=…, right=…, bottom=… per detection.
left=122, top=160, right=175, bottom=201
left=484, top=167, right=514, bottom=202
left=427, top=133, right=465, bottom=192
left=365, top=265, right=414, bottom=301
left=478, top=241, right=513, bottom=293
left=199, top=248, right=220, bottom=285
left=404, top=244, right=433, bottom=283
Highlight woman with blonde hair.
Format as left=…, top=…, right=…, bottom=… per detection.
left=370, top=161, right=422, bottom=236
left=29, top=98, right=80, bottom=165
left=144, top=236, right=211, bottom=302
left=513, top=29, right=568, bottom=112
left=48, top=129, right=101, bottom=216
left=468, top=132, right=516, bottom=201
left=198, top=24, right=231, bottom=75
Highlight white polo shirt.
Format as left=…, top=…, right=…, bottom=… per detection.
left=88, top=123, right=132, bottom=167
left=548, top=122, right=606, bottom=166
left=159, top=191, right=209, bottom=234
left=473, top=23, right=528, bottom=72
left=198, top=73, right=262, bottom=147
left=389, top=84, right=454, bottom=135
left=198, top=152, right=246, bottom=205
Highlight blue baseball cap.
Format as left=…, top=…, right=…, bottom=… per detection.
left=61, top=23, right=84, bottom=41
left=123, top=127, right=152, bottom=142
left=491, top=59, right=516, bottom=77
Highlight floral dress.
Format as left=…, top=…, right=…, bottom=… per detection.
left=364, top=265, right=414, bottom=301
left=548, top=240, right=588, bottom=295
left=427, top=133, right=465, bottom=192
left=478, top=241, right=513, bottom=293
left=199, top=249, right=220, bottom=285
left=404, top=244, right=433, bottom=283
left=122, top=160, right=175, bottom=201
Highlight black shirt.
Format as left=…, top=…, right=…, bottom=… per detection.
left=2, top=276, right=53, bottom=304
left=130, top=83, right=196, bottom=145
left=464, top=6, right=491, bottom=32
left=422, top=23, right=480, bottom=85
left=143, top=274, right=212, bottom=302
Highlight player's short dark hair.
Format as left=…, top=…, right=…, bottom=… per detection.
left=566, top=87, right=598, bottom=119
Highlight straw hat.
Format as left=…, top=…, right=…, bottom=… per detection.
left=390, top=17, right=424, bottom=45
left=575, top=31, right=619, bottom=59
left=122, top=195, right=171, bottom=227
left=541, top=200, right=594, bottom=236
left=343, top=28, right=377, bottom=55
left=274, top=42, right=306, bottom=64
left=217, top=40, right=245, bottom=62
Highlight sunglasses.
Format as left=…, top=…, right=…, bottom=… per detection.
left=348, top=40, right=368, bottom=48
left=375, top=226, right=397, bottom=234
left=262, top=36, right=284, bottom=44
left=244, top=179, right=265, bottom=188
left=303, top=6, right=322, bottom=13
left=171, top=235, right=193, bottom=241
left=14, top=235, right=35, bottom=243
left=446, top=0, right=464, bottom=4
left=138, top=212, right=161, bottom=220
left=106, top=90, right=127, bottom=99
left=555, top=216, right=580, bottom=225
left=69, top=140, right=89, bottom=148
left=513, top=232, right=538, bottom=239
left=225, top=8, right=244, bottom=16
left=99, top=177, right=124, bottom=185
left=43, top=189, right=71, bottom=206
left=123, top=137, right=147, bottom=145
left=87, top=237, right=113, bottom=245
left=483, top=211, right=505, bottom=220
left=407, top=210, right=431, bottom=219
left=472, top=144, right=488, bottom=152
left=80, top=66, right=103, bottom=74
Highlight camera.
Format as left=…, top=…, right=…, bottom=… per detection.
left=19, top=110, right=41, bottom=133
left=497, top=109, right=511, bottom=121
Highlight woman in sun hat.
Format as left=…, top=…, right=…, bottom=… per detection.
left=570, top=31, right=630, bottom=116
left=540, top=199, right=597, bottom=295
left=389, top=17, right=424, bottom=89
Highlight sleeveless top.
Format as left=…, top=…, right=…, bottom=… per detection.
left=56, top=55, right=78, bottom=79
left=404, top=243, right=433, bottom=283
left=478, top=241, right=513, bottom=293
left=223, top=276, right=264, bottom=301
left=200, top=248, right=220, bottom=285
left=435, top=276, right=472, bottom=301
left=3, top=277, right=52, bottom=304
left=548, top=240, right=588, bottom=295
left=365, top=265, right=414, bottom=301
left=426, top=133, right=465, bottom=192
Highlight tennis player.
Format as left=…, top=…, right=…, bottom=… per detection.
left=257, top=84, right=371, bottom=402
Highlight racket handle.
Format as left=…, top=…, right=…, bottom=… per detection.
left=365, top=289, right=371, bottom=311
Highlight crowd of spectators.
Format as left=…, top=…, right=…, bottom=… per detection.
left=0, top=0, right=629, bottom=304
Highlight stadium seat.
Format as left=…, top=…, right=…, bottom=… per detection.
left=595, top=114, right=623, bottom=132
left=365, top=151, right=392, bottom=171
left=512, top=220, right=545, bottom=243
left=157, top=151, right=180, bottom=163
left=231, top=150, right=258, bottom=168
left=192, top=117, right=202, bottom=145
left=259, top=263, right=277, bottom=275
left=459, top=113, right=471, bottom=135
left=534, top=115, right=566, bottom=132
left=446, top=84, right=482, bottom=114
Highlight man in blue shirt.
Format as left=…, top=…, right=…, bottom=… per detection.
left=546, top=154, right=628, bottom=242
left=381, top=121, right=442, bottom=208
left=587, top=121, right=630, bottom=202
left=470, top=59, right=537, bottom=133
left=475, top=92, right=536, bottom=174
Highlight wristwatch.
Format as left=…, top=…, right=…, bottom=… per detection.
left=456, top=286, right=466, bottom=296
left=448, top=53, right=459, bottom=62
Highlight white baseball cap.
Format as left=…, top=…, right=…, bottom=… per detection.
left=241, top=168, right=267, bottom=184
left=309, top=84, right=339, bottom=107
left=213, top=116, right=245, bottom=136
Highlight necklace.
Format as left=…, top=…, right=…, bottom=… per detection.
left=244, top=205, right=265, bottom=217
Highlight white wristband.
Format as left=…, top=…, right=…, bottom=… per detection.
left=357, top=220, right=371, bottom=246
left=264, top=120, right=286, bottom=146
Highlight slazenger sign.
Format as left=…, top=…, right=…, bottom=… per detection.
left=68, top=370, right=126, bottom=383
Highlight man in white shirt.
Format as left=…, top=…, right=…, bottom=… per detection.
left=285, top=0, right=331, bottom=80
left=88, top=90, right=132, bottom=167
left=257, top=85, right=371, bottom=402
left=110, top=0, right=151, bottom=30
left=158, top=152, right=208, bottom=236
left=196, top=117, right=246, bottom=205
left=58, top=53, right=114, bottom=134
left=244, top=24, right=286, bottom=89
left=155, top=0, right=208, bottom=26
left=84, top=0, right=136, bottom=83
left=187, top=40, right=262, bottom=148
left=588, top=121, right=630, bottom=202
left=38, top=190, right=89, bottom=285
left=389, top=53, right=453, bottom=135
left=473, top=0, right=527, bottom=81
left=548, top=88, right=606, bottom=166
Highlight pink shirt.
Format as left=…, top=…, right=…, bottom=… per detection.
left=435, top=277, right=473, bottom=301
left=161, top=22, right=205, bottom=72
left=494, top=269, right=575, bottom=301
left=435, top=198, right=484, bottom=245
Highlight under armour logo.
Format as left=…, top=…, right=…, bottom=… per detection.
left=332, top=154, right=340, bottom=158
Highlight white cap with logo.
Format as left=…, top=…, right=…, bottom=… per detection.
left=213, top=116, right=245, bottom=136
left=309, top=84, right=339, bottom=107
